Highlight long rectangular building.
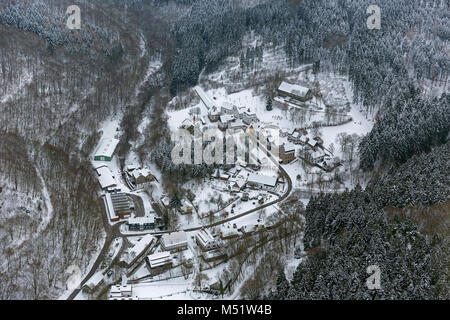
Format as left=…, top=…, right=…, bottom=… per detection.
left=146, top=251, right=172, bottom=269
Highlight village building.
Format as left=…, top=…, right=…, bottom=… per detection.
left=219, top=223, right=240, bottom=240
left=215, top=169, right=230, bottom=181
left=179, top=199, right=193, bottom=215
left=247, top=173, right=278, bottom=190
left=93, top=138, right=120, bottom=162
left=202, top=249, right=227, bottom=262
left=96, top=165, right=117, bottom=190
left=103, top=193, right=118, bottom=222
left=83, top=271, right=104, bottom=293
left=180, top=118, right=195, bottom=134
left=196, top=229, right=217, bottom=251
left=127, top=213, right=156, bottom=231
left=195, top=85, right=216, bottom=110
left=218, top=114, right=235, bottom=131
left=307, top=138, right=319, bottom=150
left=160, top=231, right=188, bottom=252
left=146, top=251, right=172, bottom=275
left=208, top=106, right=220, bottom=122
left=304, top=148, right=329, bottom=165
left=109, top=192, right=133, bottom=220
left=221, top=102, right=237, bottom=115
left=231, top=176, right=247, bottom=192
left=277, top=81, right=313, bottom=102
left=160, top=195, right=171, bottom=208
left=228, top=119, right=247, bottom=132
left=132, top=167, right=155, bottom=188
left=109, top=284, right=133, bottom=299
left=279, top=143, right=296, bottom=164
left=279, top=128, right=290, bottom=138
left=242, top=110, right=259, bottom=125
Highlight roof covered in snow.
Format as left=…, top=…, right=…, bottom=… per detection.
left=129, top=234, right=155, bottom=259
left=147, top=251, right=172, bottom=268
left=278, top=81, right=310, bottom=98
left=94, top=138, right=119, bottom=158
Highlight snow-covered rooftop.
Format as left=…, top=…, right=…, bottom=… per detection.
left=96, top=166, right=117, bottom=189
left=86, top=272, right=104, bottom=288
left=278, top=81, right=310, bottom=98
left=127, top=214, right=155, bottom=225
left=248, top=173, right=278, bottom=187
left=94, top=138, right=119, bottom=158
left=104, top=193, right=118, bottom=221
left=129, top=234, right=155, bottom=260
left=283, top=142, right=296, bottom=153
left=220, top=114, right=235, bottom=123
left=161, top=231, right=188, bottom=249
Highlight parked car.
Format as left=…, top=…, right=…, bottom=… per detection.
left=107, top=269, right=113, bottom=277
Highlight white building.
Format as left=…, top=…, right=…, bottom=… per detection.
left=277, top=81, right=312, bottom=102
left=110, top=284, right=132, bottom=299
left=103, top=193, right=119, bottom=222
left=94, top=138, right=120, bottom=162
left=127, top=213, right=156, bottom=231
left=242, top=111, right=259, bottom=125
left=160, top=231, right=188, bottom=252
left=127, top=234, right=155, bottom=263
left=220, top=223, right=240, bottom=239
left=84, top=271, right=104, bottom=292
left=221, top=102, right=236, bottom=115
left=196, top=229, right=217, bottom=251
left=247, top=173, right=278, bottom=190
